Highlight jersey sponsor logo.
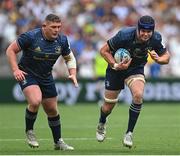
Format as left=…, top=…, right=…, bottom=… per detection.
left=45, top=54, right=49, bottom=58
left=33, top=56, right=57, bottom=61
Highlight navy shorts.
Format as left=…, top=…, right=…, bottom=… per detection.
left=105, top=66, right=144, bottom=90
left=19, top=73, right=57, bottom=98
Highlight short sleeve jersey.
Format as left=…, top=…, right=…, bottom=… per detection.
left=107, top=27, right=166, bottom=68
left=17, top=28, right=70, bottom=78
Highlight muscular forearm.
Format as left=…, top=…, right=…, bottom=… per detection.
left=6, top=40, right=21, bottom=72
left=100, top=51, right=116, bottom=67
left=156, top=58, right=169, bottom=64
left=6, top=49, right=19, bottom=72
left=100, top=43, right=116, bottom=67
left=156, top=52, right=170, bottom=65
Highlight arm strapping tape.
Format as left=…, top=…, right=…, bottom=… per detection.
left=63, top=52, right=76, bottom=69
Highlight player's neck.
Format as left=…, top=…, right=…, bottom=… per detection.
left=41, top=28, right=54, bottom=41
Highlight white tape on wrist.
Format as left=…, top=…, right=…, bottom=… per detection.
left=112, top=63, right=118, bottom=70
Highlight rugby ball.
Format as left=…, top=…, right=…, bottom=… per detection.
left=114, top=48, right=131, bottom=63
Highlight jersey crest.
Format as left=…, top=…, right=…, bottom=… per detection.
left=55, top=46, right=61, bottom=54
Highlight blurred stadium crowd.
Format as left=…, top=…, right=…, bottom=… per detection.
left=0, top=0, right=180, bottom=78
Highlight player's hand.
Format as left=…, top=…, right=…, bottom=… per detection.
left=68, top=74, right=79, bottom=88
left=148, top=50, right=159, bottom=61
left=13, top=69, right=27, bottom=81
left=113, top=58, right=132, bottom=70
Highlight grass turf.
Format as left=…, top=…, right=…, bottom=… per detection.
left=0, top=103, right=180, bottom=155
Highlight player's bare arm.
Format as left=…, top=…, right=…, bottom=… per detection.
left=100, top=43, right=116, bottom=67
left=63, top=52, right=78, bottom=87
left=100, top=43, right=132, bottom=70
left=148, top=50, right=170, bottom=64
left=6, top=40, right=27, bottom=81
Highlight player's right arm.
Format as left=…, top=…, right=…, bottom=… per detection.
left=6, top=40, right=27, bottom=81
left=100, top=43, right=131, bottom=70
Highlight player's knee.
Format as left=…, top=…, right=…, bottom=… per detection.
left=30, top=97, right=42, bottom=107
left=45, top=106, right=58, bottom=116
left=132, top=92, right=143, bottom=103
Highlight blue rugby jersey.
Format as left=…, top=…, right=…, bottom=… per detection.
left=107, top=27, right=166, bottom=68
left=17, top=28, right=70, bottom=78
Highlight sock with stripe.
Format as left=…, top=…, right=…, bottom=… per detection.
left=126, top=103, right=142, bottom=133
left=48, top=114, right=61, bottom=144
left=25, top=108, right=38, bottom=132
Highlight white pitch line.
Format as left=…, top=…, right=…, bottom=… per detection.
left=0, top=137, right=112, bottom=142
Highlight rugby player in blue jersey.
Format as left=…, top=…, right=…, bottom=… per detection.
left=96, top=15, right=170, bottom=148
left=6, top=14, right=78, bottom=150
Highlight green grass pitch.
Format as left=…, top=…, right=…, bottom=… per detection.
left=0, top=103, right=180, bottom=155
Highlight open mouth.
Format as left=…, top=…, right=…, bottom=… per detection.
left=143, top=36, right=149, bottom=40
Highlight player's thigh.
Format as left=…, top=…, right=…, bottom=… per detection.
left=105, top=68, right=125, bottom=90
left=104, top=89, right=120, bottom=100
left=19, top=72, right=42, bottom=105
left=40, top=82, right=57, bottom=99
left=103, top=89, right=121, bottom=111
left=23, top=85, right=42, bottom=105
left=130, top=80, right=145, bottom=95
left=125, top=74, right=145, bottom=102
left=104, top=68, right=123, bottom=109
left=42, top=97, right=58, bottom=116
